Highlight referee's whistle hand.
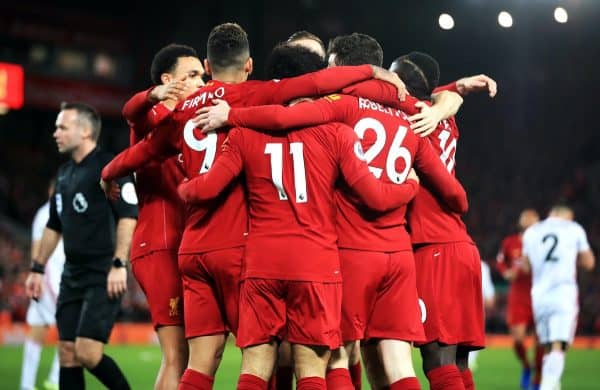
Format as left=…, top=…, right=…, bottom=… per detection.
left=25, top=272, right=43, bottom=300
left=107, top=267, right=128, bottom=299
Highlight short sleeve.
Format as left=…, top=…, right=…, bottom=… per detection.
left=574, top=223, right=591, bottom=252
left=522, top=228, right=533, bottom=257
left=46, top=192, right=63, bottom=233
left=111, top=175, right=139, bottom=219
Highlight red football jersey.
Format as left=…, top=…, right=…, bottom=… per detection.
left=226, top=95, right=468, bottom=252
left=102, top=65, right=376, bottom=254
left=122, top=89, right=185, bottom=260
left=497, top=233, right=531, bottom=290
left=177, top=123, right=419, bottom=282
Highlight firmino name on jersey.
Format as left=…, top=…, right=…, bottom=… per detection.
left=358, top=97, right=408, bottom=119
left=181, top=87, right=226, bottom=110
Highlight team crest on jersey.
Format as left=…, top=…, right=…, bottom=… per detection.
left=324, top=94, right=341, bottom=102
left=169, top=297, right=180, bottom=317
left=354, top=141, right=367, bottom=161
left=56, top=194, right=63, bottom=214
left=72, top=193, right=88, bottom=213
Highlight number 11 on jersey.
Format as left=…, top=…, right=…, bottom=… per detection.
left=265, top=142, right=308, bottom=203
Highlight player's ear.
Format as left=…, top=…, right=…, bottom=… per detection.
left=160, top=72, right=172, bottom=85
left=203, top=59, right=212, bottom=76
left=245, top=57, right=253, bottom=76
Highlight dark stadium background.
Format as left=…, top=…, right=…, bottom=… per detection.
left=1, top=0, right=599, bottom=334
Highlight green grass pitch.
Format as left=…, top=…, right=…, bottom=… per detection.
left=1, top=344, right=599, bottom=389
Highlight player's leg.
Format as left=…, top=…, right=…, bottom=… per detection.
left=287, top=281, right=342, bottom=389
left=361, top=342, right=389, bottom=390
left=539, top=309, right=576, bottom=390
left=132, top=250, right=187, bottom=390
left=327, top=343, right=354, bottom=389
left=55, top=282, right=85, bottom=389
left=532, top=334, right=545, bottom=390
left=456, top=346, right=474, bottom=390
left=420, top=342, right=464, bottom=390
left=272, top=341, right=294, bottom=390
left=45, top=348, right=60, bottom=390
left=348, top=340, right=362, bottom=390
left=510, top=322, right=532, bottom=388
left=20, top=324, right=47, bottom=390
left=75, top=285, right=130, bottom=389
left=367, top=251, right=424, bottom=389
left=236, top=279, right=287, bottom=388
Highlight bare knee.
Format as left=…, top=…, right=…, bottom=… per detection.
left=74, top=337, right=104, bottom=369
left=59, top=341, right=79, bottom=367
left=158, top=326, right=188, bottom=366
left=293, top=344, right=330, bottom=379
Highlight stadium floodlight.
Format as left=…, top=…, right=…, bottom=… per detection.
left=438, top=13, right=455, bottom=30
left=498, top=11, right=513, bottom=28
left=554, top=7, right=568, bottom=23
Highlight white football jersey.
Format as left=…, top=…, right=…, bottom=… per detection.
left=32, top=201, right=65, bottom=296
left=522, top=216, right=590, bottom=310
left=481, top=261, right=495, bottom=302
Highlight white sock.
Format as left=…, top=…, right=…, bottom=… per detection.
left=20, top=339, right=42, bottom=390
left=47, top=349, right=60, bottom=385
left=540, top=351, right=565, bottom=390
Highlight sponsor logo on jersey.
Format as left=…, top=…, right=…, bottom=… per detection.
left=72, top=193, right=88, bottom=213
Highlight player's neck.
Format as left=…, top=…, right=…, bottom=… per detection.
left=212, top=70, right=248, bottom=84
left=71, top=141, right=96, bottom=163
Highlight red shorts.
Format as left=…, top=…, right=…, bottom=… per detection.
left=178, top=247, right=243, bottom=339
left=236, top=278, right=342, bottom=349
left=132, top=249, right=183, bottom=328
left=506, top=286, right=534, bottom=327
left=414, top=242, right=485, bottom=349
left=339, top=249, right=425, bottom=343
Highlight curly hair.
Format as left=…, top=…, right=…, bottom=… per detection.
left=327, top=33, right=383, bottom=67
left=150, top=43, right=198, bottom=85
left=265, top=43, right=326, bottom=80
left=207, top=23, right=250, bottom=73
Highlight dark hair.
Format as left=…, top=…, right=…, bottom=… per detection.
left=389, top=52, right=440, bottom=101
left=287, top=30, right=326, bottom=56
left=60, top=101, right=102, bottom=141
left=327, top=33, right=383, bottom=67
left=265, top=43, right=326, bottom=80
left=150, top=43, right=198, bottom=85
left=207, top=23, right=250, bottom=73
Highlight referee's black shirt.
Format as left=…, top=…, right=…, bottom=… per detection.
left=47, top=147, right=138, bottom=282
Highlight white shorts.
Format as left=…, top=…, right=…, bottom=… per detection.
left=26, top=288, right=57, bottom=326
left=534, top=306, right=578, bottom=345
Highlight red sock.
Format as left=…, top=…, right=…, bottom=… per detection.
left=514, top=341, right=530, bottom=369
left=460, top=369, right=474, bottom=390
left=179, top=369, right=214, bottom=390
left=238, top=373, right=268, bottom=390
left=276, top=366, right=294, bottom=390
left=426, top=365, right=465, bottom=390
left=533, top=345, right=544, bottom=385
left=349, top=362, right=362, bottom=390
left=326, top=368, right=354, bottom=389
left=297, top=376, right=326, bottom=390
left=390, top=376, right=421, bottom=390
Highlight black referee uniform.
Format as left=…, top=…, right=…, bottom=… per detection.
left=47, top=147, right=138, bottom=343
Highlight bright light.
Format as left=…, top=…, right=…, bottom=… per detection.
left=554, top=7, right=568, bottom=23
left=498, top=11, right=513, bottom=28
left=438, top=13, right=455, bottom=30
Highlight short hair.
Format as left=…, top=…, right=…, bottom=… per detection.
left=327, top=33, right=384, bottom=67
left=390, top=52, right=440, bottom=101
left=287, top=31, right=326, bottom=54
left=207, top=23, right=250, bottom=73
left=60, top=101, right=102, bottom=141
left=265, top=43, right=326, bottom=80
left=550, top=204, right=574, bottom=219
left=150, top=43, right=198, bottom=85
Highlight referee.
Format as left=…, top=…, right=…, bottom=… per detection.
left=25, top=102, right=138, bottom=390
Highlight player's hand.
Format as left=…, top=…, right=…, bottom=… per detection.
left=25, top=272, right=43, bottom=300
left=407, top=168, right=420, bottom=184
left=149, top=80, right=190, bottom=102
left=107, top=267, right=127, bottom=299
left=409, top=102, right=443, bottom=137
left=191, top=99, right=231, bottom=132
left=371, top=66, right=407, bottom=101
left=456, top=74, right=497, bottom=98
left=100, top=179, right=120, bottom=201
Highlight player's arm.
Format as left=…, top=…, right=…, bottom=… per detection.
left=414, top=137, right=468, bottom=213
left=575, top=224, right=595, bottom=270
left=264, top=65, right=406, bottom=104
left=434, top=74, right=497, bottom=98
left=101, top=120, right=179, bottom=182
left=337, top=124, right=419, bottom=212
left=26, top=193, right=62, bottom=299
left=495, top=241, right=517, bottom=281
left=177, top=129, right=244, bottom=203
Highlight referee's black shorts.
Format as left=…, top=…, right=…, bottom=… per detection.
left=56, top=276, right=121, bottom=343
